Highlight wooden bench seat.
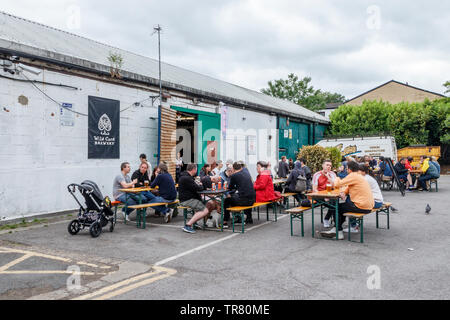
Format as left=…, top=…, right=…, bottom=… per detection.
left=280, top=193, right=300, bottom=209
left=286, top=207, right=311, bottom=214
left=343, top=203, right=392, bottom=243
left=227, top=201, right=278, bottom=233
left=429, top=179, right=438, bottom=192
left=128, top=203, right=170, bottom=210
left=126, top=200, right=181, bottom=229
left=286, top=206, right=311, bottom=237
left=227, top=202, right=270, bottom=212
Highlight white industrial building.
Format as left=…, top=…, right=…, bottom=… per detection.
left=0, top=11, right=328, bottom=221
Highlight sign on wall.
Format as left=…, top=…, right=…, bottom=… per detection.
left=247, top=135, right=257, bottom=155
left=88, top=96, right=120, bottom=159
left=60, top=103, right=75, bottom=126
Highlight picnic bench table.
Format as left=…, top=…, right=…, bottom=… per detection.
left=119, top=187, right=159, bottom=228
left=273, top=178, right=287, bottom=185
left=196, top=189, right=228, bottom=232
left=307, top=190, right=341, bottom=240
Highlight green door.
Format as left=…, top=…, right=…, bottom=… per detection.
left=314, top=124, right=327, bottom=144
left=279, top=117, right=311, bottom=160
left=171, top=106, right=220, bottom=171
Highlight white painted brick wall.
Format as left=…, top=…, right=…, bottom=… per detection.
left=0, top=67, right=160, bottom=220
left=224, top=108, right=278, bottom=179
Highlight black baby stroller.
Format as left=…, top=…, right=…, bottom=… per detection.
left=67, top=180, right=115, bottom=238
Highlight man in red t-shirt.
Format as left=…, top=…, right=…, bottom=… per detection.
left=312, top=159, right=337, bottom=192
left=312, top=159, right=337, bottom=228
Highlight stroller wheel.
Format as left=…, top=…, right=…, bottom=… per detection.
left=68, top=220, right=81, bottom=235
left=109, top=221, right=114, bottom=233
left=89, top=221, right=102, bottom=238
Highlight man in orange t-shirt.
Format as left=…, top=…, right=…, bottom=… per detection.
left=321, top=161, right=374, bottom=240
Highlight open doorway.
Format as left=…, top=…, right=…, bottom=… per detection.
left=176, top=111, right=197, bottom=171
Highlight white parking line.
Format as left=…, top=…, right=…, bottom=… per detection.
left=155, top=215, right=289, bottom=267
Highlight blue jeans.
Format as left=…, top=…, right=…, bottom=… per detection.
left=141, top=191, right=169, bottom=214
left=117, top=194, right=138, bottom=215
left=418, top=174, right=438, bottom=190
left=374, top=201, right=383, bottom=209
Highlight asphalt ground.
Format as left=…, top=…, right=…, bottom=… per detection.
left=0, top=176, right=449, bottom=300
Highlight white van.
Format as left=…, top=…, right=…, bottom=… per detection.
left=316, top=136, right=398, bottom=159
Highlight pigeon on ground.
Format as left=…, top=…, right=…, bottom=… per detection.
left=390, top=206, right=398, bottom=212
left=425, top=204, right=431, bottom=215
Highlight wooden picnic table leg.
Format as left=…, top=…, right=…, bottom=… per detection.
left=301, top=213, right=304, bottom=237
left=274, top=202, right=278, bottom=222
left=220, top=194, right=224, bottom=232
left=290, top=214, right=293, bottom=236
left=311, top=199, right=315, bottom=238
left=334, top=199, right=339, bottom=241
left=232, top=212, right=235, bottom=233
left=124, top=193, right=129, bottom=224
left=137, top=193, right=143, bottom=229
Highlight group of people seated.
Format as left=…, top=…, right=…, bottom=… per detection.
left=319, top=160, right=384, bottom=239
left=336, top=154, right=441, bottom=192
left=112, top=151, right=441, bottom=237
left=377, top=155, right=440, bottom=191
left=112, top=154, right=178, bottom=223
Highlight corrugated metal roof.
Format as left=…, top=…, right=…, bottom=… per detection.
left=0, top=11, right=328, bottom=123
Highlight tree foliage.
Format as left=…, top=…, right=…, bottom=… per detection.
left=298, top=145, right=341, bottom=173
left=327, top=98, right=450, bottom=149
left=261, top=73, right=345, bottom=111
left=444, top=80, right=450, bottom=94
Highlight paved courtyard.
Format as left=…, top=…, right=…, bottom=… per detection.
left=0, top=176, right=449, bottom=300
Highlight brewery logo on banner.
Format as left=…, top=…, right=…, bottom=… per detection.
left=88, top=96, right=120, bottom=159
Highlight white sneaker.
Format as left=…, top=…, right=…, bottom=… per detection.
left=164, top=209, right=173, bottom=223
left=320, top=227, right=344, bottom=240
left=323, top=219, right=331, bottom=228
left=122, top=211, right=130, bottom=222
left=343, top=226, right=359, bottom=233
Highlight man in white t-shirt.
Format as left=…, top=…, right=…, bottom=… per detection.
left=359, top=163, right=383, bottom=208
left=212, top=160, right=223, bottom=177
left=342, top=163, right=385, bottom=233
left=113, top=162, right=138, bottom=221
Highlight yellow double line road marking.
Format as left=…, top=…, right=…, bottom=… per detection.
left=73, top=265, right=176, bottom=300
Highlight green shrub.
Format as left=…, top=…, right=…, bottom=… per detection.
left=328, top=98, right=450, bottom=149
left=326, top=147, right=342, bottom=170
left=298, top=145, right=331, bottom=173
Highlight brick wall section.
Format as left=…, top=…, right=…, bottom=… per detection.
left=0, top=68, right=159, bottom=220
left=345, top=81, right=443, bottom=105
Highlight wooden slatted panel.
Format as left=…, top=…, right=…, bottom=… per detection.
left=160, top=106, right=177, bottom=179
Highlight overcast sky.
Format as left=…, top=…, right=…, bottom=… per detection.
left=2, top=0, right=449, bottom=99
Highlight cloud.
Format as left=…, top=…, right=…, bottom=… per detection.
left=2, top=0, right=449, bottom=98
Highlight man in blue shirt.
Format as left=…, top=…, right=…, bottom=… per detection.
left=430, top=156, right=441, bottom=177
left=379, top=156, right=393, bottom=177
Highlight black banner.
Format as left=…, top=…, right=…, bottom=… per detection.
left=88, top=96, right=120, bottom=159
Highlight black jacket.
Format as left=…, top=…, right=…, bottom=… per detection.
left=277, top=161, right=289, bottom=178
left=178, top=171, right=204, bottom=202
left=131, top=170, right=150, bottom=188
left=229, top=169, right=256, bottom=201
left=394, top=162, right=408, bottom=175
